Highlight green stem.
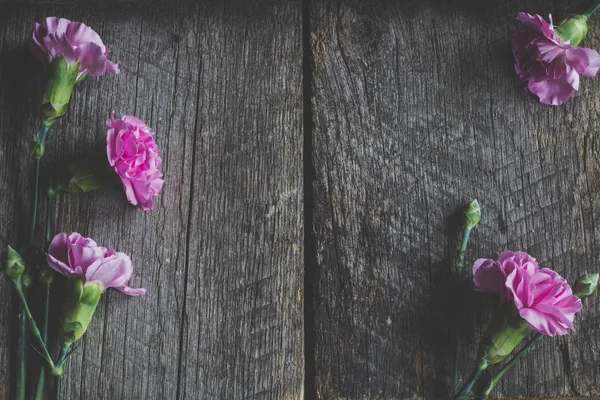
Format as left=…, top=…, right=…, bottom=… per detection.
left=482, top=333, right=542, bottom=397
left=456, top=227, right=472, bottom=270
left=584, top=0, right=600, bottom=18
left=454, top=363, right=487, bottom=399
left=32, top=191, right=56, bottom=400
left=31, top=281, right=51, bottom=400
left=9, top=278, right=56, bottom=371
left=54, top=343, right=70, bottom=400
left=450, top=333, right=460, bottom=397
left=30, top=157, right=41, bottom=243
left=16, top=295, right=26, bottom=400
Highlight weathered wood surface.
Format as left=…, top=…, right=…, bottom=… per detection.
left=0, top=1, right=303, bottom=399
left=2, top=0, right=600, bottom=399
left=309, top=0, right=600, bottom=399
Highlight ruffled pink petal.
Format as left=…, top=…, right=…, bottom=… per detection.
left=30, top=22, right=49, bottom=61
left=75, top=42, right=111, bottom=76
left=520, top=307, right=569, bottom=336
left=106, top=128, right=117, bottom=166
left=65, top=21, right=105, bottom=50
left=566, top=47, right=600, bottom=78
left=43, top=33, right=78, bottom=64
left=536, top=39, right=566, bottom=63
left=85, top=253, right=133, bottom=289
left=505, top=267, right=525, bottom=308
left=516, top=268, right=534, bottom=307
left=46, top=253, right=76, bottom=276
left=47, top=232, right=70, bottom=265
left=116, top=286, right=146, bottom=296
left=473, top=259, right=505, bottom=295
left=130, top=178, right=163, bottom=211
left=44, top=17, right=70, bottom=35
left=516, top=13, right=556, bottom=40
left=536, top=303, right=573, bottom=328
left=105, top=60, right=120, bottom=74
left=123, top=115, right=148, bottom=128
left=71, top=233, right=97, bottom=247
left=68, top=244, right=106, bottom=272
left=120, top=178, right=138, bottom=206
left=527, top=71, right=578, bottom=105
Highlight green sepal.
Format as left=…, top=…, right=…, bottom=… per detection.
left=555, top=15, right=589, bottom=47
left=60, top=279, right=103, bottom=344
left=69, top=152, right=121, bottom=193
left=5, top=246, right=25, bottom=279
left=40, top=56, right=80, bottom=128
left=75, top=71, right=88, bottom=85
left=478, top=302, right=532, bottom=365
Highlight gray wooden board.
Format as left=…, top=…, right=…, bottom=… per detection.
left=0, top=1, right=303, bottom=399
left=3, top=0, right=600, bottom=399
left=309, top=0, right=600, bottom=399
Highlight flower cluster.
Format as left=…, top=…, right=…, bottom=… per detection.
left=452, top=200, right=597, bottom=399
left=3, top=16, right=159, bottom=397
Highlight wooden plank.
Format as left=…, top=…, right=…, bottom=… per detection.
left=0, top=0, right=304, bottom=399
left=0, top=5, right=33, bottom=399
left=176, top=1, right=304, bottom=399
left=309, top=0, right=600, bottom=398
left=0, top=2, right=196, bottom=399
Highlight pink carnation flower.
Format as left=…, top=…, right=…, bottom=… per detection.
left=30, top=17, right=119, bottom=77
left=473, top=251, right=582, bottom=336
left=47, top=232, right=145, bottom=296
left=106, top=113, right=164, bottom=211
left=513, top=13, right=600, bottom=105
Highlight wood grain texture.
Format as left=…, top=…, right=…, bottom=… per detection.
left=175, top=1, right=304, bottom=399
left=309, top=0, right=600, bottom=399
left=0, top=1, right=303, bottom=399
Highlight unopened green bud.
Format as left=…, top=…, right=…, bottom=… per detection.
left=39, top=267, right=54, bottom=285
left=556, top=15, right=589, bottom=47
left=5, top=246, right=25, bottom=279
left=40, top=56, right=80, bottom=129
left=465, top=199, right=481, bottom=230
left=60, top=279, right=103, bottom=344
left=574, top=273, right=599, bottom=299
left=69, top=152, right=120, bottom=193
left=478, top=303, right=532, bottom=366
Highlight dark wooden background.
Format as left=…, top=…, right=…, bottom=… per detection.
left=1, top=0, right=600, bottom=399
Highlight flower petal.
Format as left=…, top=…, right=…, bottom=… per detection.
left=566, top=47, right=600, bottom=78
left=116, top=286, right=146, bottom=296
left=85, top=252, right=133, bottom=289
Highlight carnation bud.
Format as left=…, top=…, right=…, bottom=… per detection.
left=464, top=199, right=481, bottom=230
left=68, top=152, right=120, bottom=193
left=4, top=246, right=25, bottom=279
left=40, top=56, right=80, bottom=128
left=60, top=279, right=103, bottom=344
left=478, top=303, right=532, bottom=365
left=555, top=15, right=589, bottom=47
left=456, top=199, right=481, bottom=270
left=574, top=273, right=599, bottom=299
